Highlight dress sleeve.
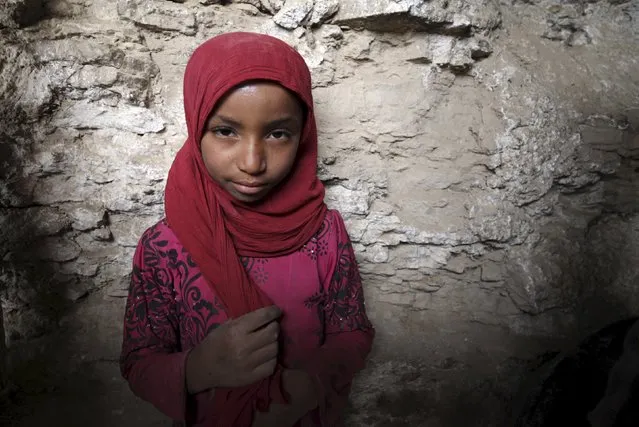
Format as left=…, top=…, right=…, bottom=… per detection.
left=305, top=211, right=375, bottom=425
left=120, top=226, right=191, bottom=422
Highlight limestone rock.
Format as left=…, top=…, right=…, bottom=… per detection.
left=342, top=34, right=375, bottom=61
left=407, top=35, right=479, bottom=72
left=34, top=237, right=82, bottom=263
left=90, top=227, right=113, bottom=242
left=117, top=0, right=197, bottom=35
left=0, top=208, right=71, bottom=256
left=273, top=0, right=314, bottom=29
left=58, top=257, right=100, bottom=277
left=469, top=37, right=492, bottom=59
left=334, top=0, right=501, bottom=34
left=480, top=261, right=502, bottom=282
left=55, top=100, right=166, bottom=134
left=257, top=0, right=285, bottom=14
left=62, top=204, right=107, bottom=231
left=316, top=24, right=344, bottom=47
left=109, top=215, right=158, bottom=247
left=308, top=0, right=340, bottom=26
left=68, top=66, right=119, bottom=89
left=325, top=184, right=371, bottom=216
left=32, top=37, right=113, bottom=64
left=542, top=5, right=592, bottom=46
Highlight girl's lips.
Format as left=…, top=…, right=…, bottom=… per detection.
left=232, top=182, right=267, bottom=195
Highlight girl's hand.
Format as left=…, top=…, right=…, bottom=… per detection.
left=186, top=305, right=282, bottom=393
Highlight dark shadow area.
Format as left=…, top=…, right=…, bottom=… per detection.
left=0, top=23, right=150, bottom=427
left=0, top=74, right=71, bottom=427
left=514, top=317, right=639, bottom=427
left=510, top=117, right=639, bottom=427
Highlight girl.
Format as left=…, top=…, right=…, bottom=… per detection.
left=120, top=32, right=375, bottom=427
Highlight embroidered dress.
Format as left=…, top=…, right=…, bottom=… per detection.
left=121, top=210, right=374, bottom=426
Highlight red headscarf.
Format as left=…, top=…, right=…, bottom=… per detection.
left=164, top=32, right=327, bottom=425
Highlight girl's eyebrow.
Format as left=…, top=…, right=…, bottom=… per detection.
left=211, top=115, right=242, bottom=127
left=212, top=115, right=300, bottom=128
left=266, top=117, right=301, bottom=128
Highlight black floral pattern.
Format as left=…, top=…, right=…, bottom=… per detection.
left=300, top=217, right=330, bottom=260
left=304, top=214, right=373, bottom=335
left=120, top=221, right=224, bottom=373
left=240, top=257, right=270, bottom=286
left=120, top=211, right=373, bottom=426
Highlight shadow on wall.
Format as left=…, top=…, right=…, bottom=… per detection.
left=0, top=130, right=76, bottom=337
left=506, top=115, right=639, bottom=335
left=0, top=85, right=74, bottom=417
left=0, top=7, right=169, bottom=426
left=0, top=24, right=107, bottom=426
left=574, top=117, right=639, bottom=332
left=0, top=0, right=73, bottom=339
left=0, top=292, right=6, bottom=420
left=509, top=117, right=639, bottom=426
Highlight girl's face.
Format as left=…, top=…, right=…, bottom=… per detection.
left=201, top=82, right=304, bottom=203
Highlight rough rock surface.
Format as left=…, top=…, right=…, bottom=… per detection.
left=0, top=0, right=638, bottom=425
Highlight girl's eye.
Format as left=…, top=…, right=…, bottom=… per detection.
left=212, top=127, right=235, bottom=138
left=268, top=130, right=291, bottom=140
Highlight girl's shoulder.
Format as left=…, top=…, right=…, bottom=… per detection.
left=136, top=218, right=183, bottom=252
left=313, top=209, right=349, bottom=244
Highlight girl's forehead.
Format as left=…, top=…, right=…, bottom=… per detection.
left=233, top=85, right=260, bottom=95
left=203, top=82, right=305, bottom=128
left=229, top=80, right=282, bottom=95
left=213, top=81, right=304, bottom=110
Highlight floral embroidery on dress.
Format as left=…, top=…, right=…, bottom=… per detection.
left=121, top=221, right=224, bottom=365
left=300, top=215, right=330, bottom=260
left=121, top=222, right=181, bottom=369
left=304, top=214, right=372, bottom=334
left=121, top=211, right=374, bottom=427
left=241, top=257, right=270, bottom=286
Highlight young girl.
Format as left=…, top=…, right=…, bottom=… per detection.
left=120, top=32, right=375, bottom=427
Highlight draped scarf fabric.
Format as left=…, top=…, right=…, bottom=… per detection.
left=164, top=32, right=327, bottom=426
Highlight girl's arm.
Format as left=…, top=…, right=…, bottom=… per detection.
left=120, top=230, right=192, bottom=422
left=296, top=211, right=376, bottom=425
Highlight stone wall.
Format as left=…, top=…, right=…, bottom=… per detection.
left=0, top=0, right=638, bottom=412
left=0, top=302, right=5, bottom=397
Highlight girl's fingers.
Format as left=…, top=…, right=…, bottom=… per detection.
left=244, top=320, right=279, bottom=352
left=235, top=306, right=282, bottom=333
left=247, top=341, right=278, bottom=369
left=250, top=355, right=278, bottom=381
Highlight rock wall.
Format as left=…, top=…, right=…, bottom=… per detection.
left=0, top=302, right=5, bottom=397
left=0, top=0, right=638, bottom=417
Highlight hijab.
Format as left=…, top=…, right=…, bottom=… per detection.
left=164, top=32, right=327, bottom=426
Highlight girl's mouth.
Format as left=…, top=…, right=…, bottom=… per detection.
left=231, top=182, right=267, bottom=196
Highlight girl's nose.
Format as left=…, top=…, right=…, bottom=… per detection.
left=237, top=138, right=266, bottom=175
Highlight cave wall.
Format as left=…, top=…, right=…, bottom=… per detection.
left=0, top=0, right=638, bottom=423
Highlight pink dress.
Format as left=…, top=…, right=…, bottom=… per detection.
left=120, top=210, right=374, bottom=427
